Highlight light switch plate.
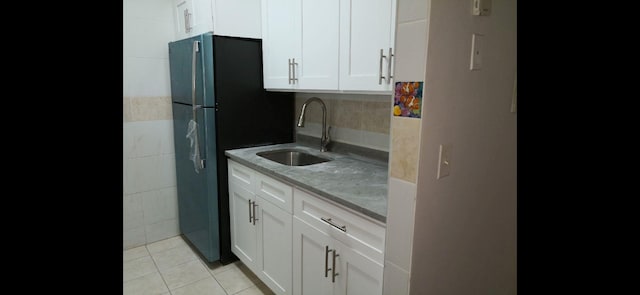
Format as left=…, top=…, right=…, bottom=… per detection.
left=472, top=0, right=492, bottom=16
left=437, top=144, right=451, bottom=179
left=470, top=34, right=483, bottom=70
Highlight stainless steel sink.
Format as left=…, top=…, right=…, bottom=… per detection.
left=256, top=149, right=331, bottom=166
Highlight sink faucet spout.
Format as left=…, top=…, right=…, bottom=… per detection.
left=297, top=97, right=330, bottom=152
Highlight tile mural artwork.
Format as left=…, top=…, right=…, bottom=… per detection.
left=393, top=81, right=423, bottom=118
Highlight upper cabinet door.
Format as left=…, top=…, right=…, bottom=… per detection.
left=296, top=0, right=340, bottom=90
left=174, top=0, right=214, bottom=40
left=339, top=0, right=396, bottom=92
left=174, top=0, right=262, bottom=41
left=261, top=0, right=301, bottom=89
left=212, top=0, right=262, bottom=38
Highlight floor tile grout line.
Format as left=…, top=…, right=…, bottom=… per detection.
left=146, top=244, right=172, bottom=294
left=198, top=258, right=230, bottom=295
left=123, top=255, right=157, bottom=283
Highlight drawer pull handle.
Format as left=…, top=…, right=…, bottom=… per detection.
left=321, top=217, right=346, bottom=232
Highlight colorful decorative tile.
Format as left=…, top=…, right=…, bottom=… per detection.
left=393, top=82, right=423, bottom=118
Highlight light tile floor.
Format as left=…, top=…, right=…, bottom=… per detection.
left=123, top=236, right=274, bottom=295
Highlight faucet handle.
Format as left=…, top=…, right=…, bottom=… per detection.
left=324, top=126, right=332, bottom=147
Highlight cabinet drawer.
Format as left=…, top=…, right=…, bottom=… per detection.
left=293, top=187, right=385, bottom=263
left=255, top=171, right=293, bottom=214
left=228, top=159, right=254, bottom=188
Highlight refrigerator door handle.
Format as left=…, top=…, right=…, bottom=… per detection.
left=190, top=40, right=204, bottom=172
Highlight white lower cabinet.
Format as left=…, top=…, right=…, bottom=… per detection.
left=293, top=218, right=384, bottom=295
left=228, top=159, right=384, bottom=295
left=292, top=187, right=385, bottom=295
left=229, top=160, right=292, bottom=294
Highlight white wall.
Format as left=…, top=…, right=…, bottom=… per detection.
left=410, top=0, right=517, bottom=294
left=123, top=0, right=179, bottom=249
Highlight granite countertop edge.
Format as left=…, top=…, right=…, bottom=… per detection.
left=225, top=143, right=388, bottom=223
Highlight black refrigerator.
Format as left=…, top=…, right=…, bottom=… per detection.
left=168, top=33, right=293, bottom=264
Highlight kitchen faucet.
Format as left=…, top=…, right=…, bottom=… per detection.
left=297, top=97, right=330, bottom=152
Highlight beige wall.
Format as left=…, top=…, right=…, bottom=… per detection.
left=410, top=0, right=517, bottom=294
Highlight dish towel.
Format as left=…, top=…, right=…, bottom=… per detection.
left=186, top=119, right=203, bottom=173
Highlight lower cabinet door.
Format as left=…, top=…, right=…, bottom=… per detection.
left=293, top=217, right=334, bottom=295
left=229, top=181, right=257, bottom=269
left=256, top=197, right=292, bottom=294
left=333, top=239, right=384, bottom=295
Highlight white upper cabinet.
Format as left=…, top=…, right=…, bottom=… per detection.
left=261, top=0, right=301, bottom=89
left=173, top=0, right=262, bottom=40
left=211, top=0, right=262, bottom=38
left=262, top=0, right=340, bottom=91
left=261, top=0, right=396, bottom=92
left=339, top=0, right=396, bottom=92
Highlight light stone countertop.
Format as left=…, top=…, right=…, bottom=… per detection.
left=225, top=143, right=388, bottom=223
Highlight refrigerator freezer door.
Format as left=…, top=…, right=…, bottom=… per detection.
left=172, top=102, right=220, bottom=262
left=168, top=33, right=215, bottom=107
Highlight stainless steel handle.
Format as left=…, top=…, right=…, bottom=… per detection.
left=288, top=59, right=292, bottom=84
left=191, top=41, right=199, bottom=119
left=291, top=58, right=298, bottom=84
left=378, top=49, right=386, bottom=85
left=252, top=201, right=259, bottom=225
left=321, top=217, right=346, bottom=232
left=325, top=246, right=331, bottom=278
left=332, top=249, right=339, bottom=283
left=387, top=48, right=394, bottom=84
left=191, top=41, right=204, bottom=171
left=248, top=199, right=253, bottom=223
left=184, top=9, right=192, bottom=33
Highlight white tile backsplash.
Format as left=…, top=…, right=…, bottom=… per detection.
left=124, top=18, right=175, bottom=59
left=124, top=226, right=147, bottom=249
left=157, top=154, right=177, bottom=188
left=124, top=57, right=171, bottom=98
left=142, top=187, right=178, bottom=225
left=394, top=20, right=428, bottom=82
left=145, top=218, right=180, bottom=244
left=123, top=0, right=179, bottom=250
left=125, top=154, right=176, bottom=194
left=297, top=122, right=391, bottom=152
left=361, top=130, right=391, bottom=152
left=385, top=177, right=417, bottom=270
left=125, top=120, right=175, bottom=158
left=125, top=0, right=175, bottom=23
left=124, top=193, right=144, bottom=230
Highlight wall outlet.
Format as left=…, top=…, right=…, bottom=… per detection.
left=437, top=144, right=452, bottom=179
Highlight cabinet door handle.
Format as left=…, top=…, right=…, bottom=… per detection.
left=288, top=59, right=292, bottom=84
left=325, top=246, right=331, bottom=278
left=248, top=199, right=253, bottom=223
left=184, top=9, right=192, bottom=33
left=291, top=58, right=298, bottom=84
left=321, top=217, right=347, bottom=232
left=332, top=249, right=340, bottom=283
left=252, top=201, right=259, bottom=225
left=378, top=49, right=386, bottom=85
left=387, top=47, right=394, bottom=84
